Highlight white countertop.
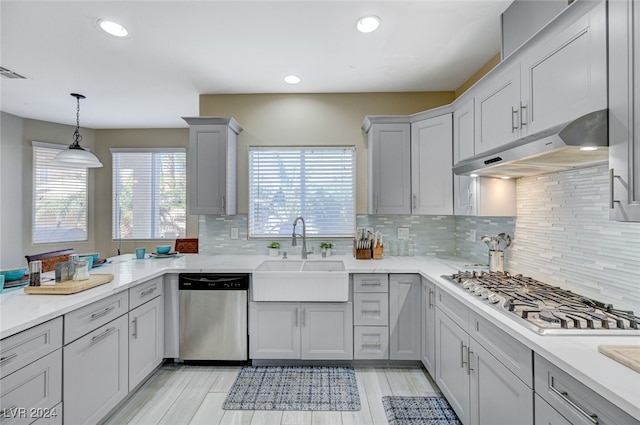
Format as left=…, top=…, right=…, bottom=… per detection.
left=2, top=253, right=639, bottom=419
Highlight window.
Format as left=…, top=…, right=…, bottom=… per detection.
left=32, top=142, right=88, bottom=244
left=249, top=146, right=356, bottom=238
left=112, top=148, right=186, bottom=240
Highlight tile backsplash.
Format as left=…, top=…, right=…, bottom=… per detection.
left=200, top=165, right=639, bottom=311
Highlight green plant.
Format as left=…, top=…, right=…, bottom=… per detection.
left=319, top=242, right=334, bottom=250
left=268, top=241, right=281, bottom=249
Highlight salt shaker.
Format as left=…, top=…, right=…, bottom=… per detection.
left=29, top=260, right=42, bottom=286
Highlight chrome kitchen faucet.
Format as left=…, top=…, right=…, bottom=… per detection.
left=292, top=216, right=312, bottom=259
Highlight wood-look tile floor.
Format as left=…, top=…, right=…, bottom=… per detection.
left=104, top=364, right=442, bottom=425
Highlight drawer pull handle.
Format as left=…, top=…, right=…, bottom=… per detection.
left=140, top=287, right=157, bottom=297
left=91, top=327, right=116, bottom=343
left=362, top=343, right=382, bottom=348
left=361, top=310, right=381, bottom=315
left=0, top=353, right=17, bottom=364
left=361, top=282, right=381, bottom=286
left=91, top=306, right=116, bottom=320
left=0, top=405, right=18, bottom=418
left=549, top=384, right=599, bottom=424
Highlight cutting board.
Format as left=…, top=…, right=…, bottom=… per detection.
left=24, top=274, right=114, bottom=295
left=598, top=345, right=640, bottom=373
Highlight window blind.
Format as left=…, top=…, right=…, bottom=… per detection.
left=111, top=148, right=186, bottom=240
left=32, top=142, right=88, bottom=244
left=249, top=146, right=356, bottom=238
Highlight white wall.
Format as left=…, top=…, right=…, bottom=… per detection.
left=1, top=112, right=25, bottom=267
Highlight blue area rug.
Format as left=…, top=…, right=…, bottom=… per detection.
left=223, top=366, right=361, bottom=411
left=383, top=396, right=462, bottom=425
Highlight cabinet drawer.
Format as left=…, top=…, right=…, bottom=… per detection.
left=470, top=312, right=533, bottom=388
left=435, top=287, right=469, bottom=331
left=64, top=291, right=129, bottom=344
left=353, top=274, right=388, bottom=293
left=0, top=349, right=62, bottom=425
left=0, top=317, right=62, bottom=380
left=353, top=293, right=389, bottom=326
left=354, top=326, right=389, bottom=359
left=534, top=353, right=639, bottom=425
left=129, top=276, right=163, bottom=310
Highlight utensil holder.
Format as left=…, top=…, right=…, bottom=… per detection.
left=489, top=250, right=504, bottom=272
left=353, top=241, right=372, bottom=260
left=372, top=245, right=384, bottom=260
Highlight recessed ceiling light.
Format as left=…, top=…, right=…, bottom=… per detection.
left=97, top=19, right=128, bottom=37
left=501, top=176, right=511, bottom=180
left=469, top=173, right=479, bottom=178
left=356, top=16, right=380, bottom=33
left=579, top=146, right=598, bottom=151
left=284, top=75, right=300, bottom=85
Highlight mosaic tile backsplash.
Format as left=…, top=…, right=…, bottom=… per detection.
left=200, top=165, right=640, bottom=311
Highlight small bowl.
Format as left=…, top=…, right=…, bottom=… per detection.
left=0, top=267, right=28, bottom=282
left=78, top=255, right=94, bottom=270
left=78, top=252, right=100, bottom=263
left=156, top=245, right=172, bottom=255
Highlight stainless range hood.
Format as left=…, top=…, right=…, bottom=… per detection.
left=453, top=110, right=608, bottom=178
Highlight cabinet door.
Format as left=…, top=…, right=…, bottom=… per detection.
left=129, top=295, right=164, bottom=390
left=249, top=303, right=300, bottom=359
left=63, top=315, right=128, bottom=425
left=535, top=394, right=572, bottom=425
left=454, top=175, right=477, bottom=216
left=189, top=125, right=236, bottom=215
left=521, top=1, right=606, bottom=135
left=469, top=340, right=533, bottom=425
left=435, top=309, right=470, bottom=425
left=368, top=123, right=411, bottom=215
left=0, top=350, right=62, bottom=425
left=301, top=303, right=353, bottom=360
left=421, top=278, right=436, bottom=376
left=454, top=98, right=475, bottom=163
left=475, top=64, right=521, bottom=155
left=411, top=114, right=453, bottom=215
left=389, top=275, right=421, bottom=360
left=609, top=0, right=640, bottom=222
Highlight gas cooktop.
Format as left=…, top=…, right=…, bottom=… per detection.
left=442, top=271, right=640, bottom=336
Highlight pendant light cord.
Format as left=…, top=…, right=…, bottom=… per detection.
left=70, top=93, right=86, bottom=150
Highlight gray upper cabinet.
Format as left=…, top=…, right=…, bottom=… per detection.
left=411, top=114, right=453, bottom=215
left=609, top=0, right=640, bottom=222
left=183, top=117, right=242, bottom=215
left=363, top=118, right=412, bottom=215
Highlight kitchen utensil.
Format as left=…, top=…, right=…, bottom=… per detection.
left=24, top=273, right=114, bottom=295
left=73, top=259, right=90, bottom=281
left=488, top=250, right=504, bottom=272
left=29, top=261, right=42, bottom=286
left=598, top=345, right=640, bottom=373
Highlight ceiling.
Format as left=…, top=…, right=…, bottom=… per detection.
left=0, top=1, right=511, bottom=129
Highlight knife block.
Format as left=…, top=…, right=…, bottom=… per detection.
left=353, top=241, right=372, bottom=260
left=372, top=245, right=384, bottom=260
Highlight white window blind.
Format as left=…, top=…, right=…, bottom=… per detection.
left=32, top=142, right=88, bottom=244
left=249, top=146, right=356, bottom=238
left=112, top=148, right=186, bottom=240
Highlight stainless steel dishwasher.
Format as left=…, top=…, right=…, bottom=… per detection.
left=178, top=273, right=249, bottom=362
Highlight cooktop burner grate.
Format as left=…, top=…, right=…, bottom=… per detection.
left=442, top=271, right=640, bottom=335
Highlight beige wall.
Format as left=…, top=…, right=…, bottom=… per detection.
left=199, top=92, right=454, bottom=214
left=455, top=52, right=501, bottom=98
left=94, top=128, right=193, bottom=257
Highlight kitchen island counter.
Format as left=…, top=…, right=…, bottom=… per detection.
left=1, top=253, right=638, bottom=420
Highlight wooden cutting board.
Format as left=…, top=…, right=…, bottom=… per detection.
left=598, top=345, right=640, bottom=373
left=24, top=274, right=114, bottom=295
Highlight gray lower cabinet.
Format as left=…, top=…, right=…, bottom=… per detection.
left=535, top=394, right=572, bottom=425
left=421, top=278, right=436, bottom=376
left=435, top=287, right=533, bottom=425
left=389, top=274, right=421, bottom=360
left=129, top=295, right=164, bottom=390
left=249, top=302, right=352, bottom=360
left=353, top=326, right=389, bottom=360
left=63, top=314, right=128, bottom=425
left=0, top=349, right=62, bottom=425
left=534, top=354, right=639, bottom=425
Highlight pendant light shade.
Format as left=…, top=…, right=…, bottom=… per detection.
left=51, top=93, right=103, bottom=168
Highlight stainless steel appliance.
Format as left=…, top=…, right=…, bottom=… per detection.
left=179, top=273, right=249, bottom=361
left=442, top=271, right=640, bottom=336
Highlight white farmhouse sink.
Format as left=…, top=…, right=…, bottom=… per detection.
left=252, top=259, right=349, bottom=302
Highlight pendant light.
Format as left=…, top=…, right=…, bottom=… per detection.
left=51, top=93, right=103, bottom=168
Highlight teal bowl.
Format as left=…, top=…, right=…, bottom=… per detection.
left=156, top=245, right=172, bottom=255
left=79, top=252, right=100, bottom=263
left=0, top=267, right=27, bottom=282
left=78, top=255, right=94, bottom=270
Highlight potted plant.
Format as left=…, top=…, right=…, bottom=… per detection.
left=268, top=242, right=280, bottom=256
left=319, top=242, right=334, bottom=257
